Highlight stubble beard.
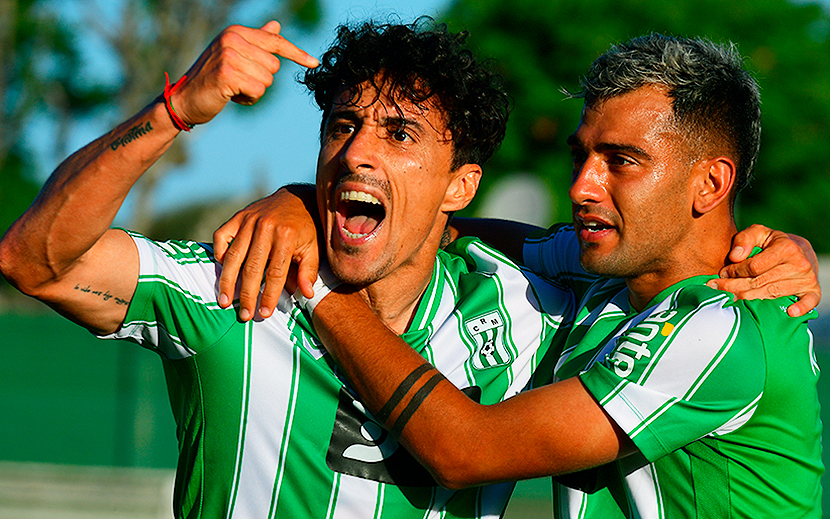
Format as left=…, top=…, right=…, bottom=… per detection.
left=329, top=244, right=397, bottom=288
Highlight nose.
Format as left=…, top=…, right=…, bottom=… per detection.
left=569, top=155, right=607, bottom=206
left=340, top=125, right=377, bottom=172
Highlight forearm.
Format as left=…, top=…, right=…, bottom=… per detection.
left=0, top=98, right=178, bottom=293
left=311, top=290, right=493, bottom=486
left=449, top=217, right=540, bottom=263
left=311, top=290, right=630, bottom=488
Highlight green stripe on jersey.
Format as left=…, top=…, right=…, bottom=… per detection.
left=102, top=234, right=574, bottom=519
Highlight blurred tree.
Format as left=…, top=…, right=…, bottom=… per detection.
left=0, top=0, right=320, bottom=239
left=443, top=0, right=830, bottom=252
left=0, top=0, right=107, bottom=236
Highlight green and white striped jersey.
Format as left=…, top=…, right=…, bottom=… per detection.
left=102, top=232, right=573, bottom=519
left=524, top=224, right=823, bottom=519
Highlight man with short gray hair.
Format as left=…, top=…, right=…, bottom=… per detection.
left=256, top=33, right=823, bottom=518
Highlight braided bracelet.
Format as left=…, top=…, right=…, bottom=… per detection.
left=163, top=72, right=195, bottom=132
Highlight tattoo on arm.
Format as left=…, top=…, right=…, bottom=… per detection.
left=389, top=372, right=444, bottom=437
left=110, top=121, right=153, bottom=151
left=74, top=284, right=130, bottom=306
left=376, top=363, right=433, bottom=422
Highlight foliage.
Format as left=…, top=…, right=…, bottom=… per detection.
left=0, top=0, right=321, bottom=239
left=0, top=0, right=108, bottom=236
left=442, top=0, right=830, bottom=252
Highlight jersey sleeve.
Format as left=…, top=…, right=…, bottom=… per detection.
left=522, top=223, right=599, bottom=296
left=97, top=231, right=238, bottom=359
left=578, top=284, right=766, bottom=462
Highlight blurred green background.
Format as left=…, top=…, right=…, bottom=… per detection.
left=2, top=0, right=828, bottom=516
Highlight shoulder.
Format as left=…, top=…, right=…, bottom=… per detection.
left=441, top=237, right=574, bottom=316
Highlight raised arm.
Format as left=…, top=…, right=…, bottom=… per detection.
left=0, top=22, right=318, bottom=334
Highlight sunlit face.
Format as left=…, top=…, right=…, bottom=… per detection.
left=568, top=85, right=698, bottom=280
left=315, top=80, right=470, bottom=286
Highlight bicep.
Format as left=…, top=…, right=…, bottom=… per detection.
left=36, top=229, right=138, bottom=335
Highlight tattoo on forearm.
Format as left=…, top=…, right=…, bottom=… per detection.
left=376, top=363, right=433, bottom=422
left=110, top=121, right=153, bottom=150
left=389, top=372, right=444, bottom=437
left=74, top=284, right=130, bottom=305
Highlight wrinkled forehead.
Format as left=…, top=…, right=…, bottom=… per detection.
left=330, top=79, right=449, bottom=133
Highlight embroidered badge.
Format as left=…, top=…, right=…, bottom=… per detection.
left=465, top=311, right=512, bottom=369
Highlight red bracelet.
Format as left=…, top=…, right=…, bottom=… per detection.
left=163, top=72, right=195, bottom=132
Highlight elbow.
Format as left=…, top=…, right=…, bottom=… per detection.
left=0, top=235, right=22, bottom=288
left=416, top=436, right=492, bottom=490
left=0, top=233, right=48, bottom=297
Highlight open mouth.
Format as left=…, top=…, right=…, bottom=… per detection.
left=581, top=221, right=613, bottom=233
left=337, top=190, right=386, bottom=240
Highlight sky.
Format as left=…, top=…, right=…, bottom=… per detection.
left=29, top=0, right=829, bottom=227
left=28, top=0, right=453, bottom=225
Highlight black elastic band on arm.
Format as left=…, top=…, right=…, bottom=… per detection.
left=389, top=372, right=444, bottom=438
left=375, top=362, right=433, bottom=423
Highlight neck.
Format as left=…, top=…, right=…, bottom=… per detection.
left=626, top=217, right=738, bottom=311
left=357, top=260, right=435, bottom=335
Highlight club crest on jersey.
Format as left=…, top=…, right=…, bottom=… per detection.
left=465, top=311, right=512, bottom=369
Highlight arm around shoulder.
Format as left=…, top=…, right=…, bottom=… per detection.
left=311, top=290, right=634, bottom=488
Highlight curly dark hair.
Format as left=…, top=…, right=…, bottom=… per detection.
left=302, top=17, right=510, bottom=170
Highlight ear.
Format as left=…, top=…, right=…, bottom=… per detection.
left=442, top=164, right=481, bottom=212
left=692, top=157, right=736, bottom=215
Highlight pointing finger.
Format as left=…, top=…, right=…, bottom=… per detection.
left=258, top=20, right=319, bottom=68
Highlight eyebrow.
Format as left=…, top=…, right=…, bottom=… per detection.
left=566, top=134, right=653, bottom=162
left=327, top=108, right=426, bottom=133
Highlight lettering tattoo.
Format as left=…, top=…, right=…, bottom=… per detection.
left=440, top=228, right=452, bottom=249
left=110, top=121, right=153, bottom=150
left=74, top=284, right=130, bottom=306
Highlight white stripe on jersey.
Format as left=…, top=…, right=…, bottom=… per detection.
left=331, top=475, right=383, bottom=519
left=231, top=318, right=303, bottom=518
left=602, top=294, right=741, bottom=439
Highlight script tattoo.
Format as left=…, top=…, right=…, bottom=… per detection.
left=110, top=121, right=153, bottom=150
left=74, top=284, right=129, bottom=306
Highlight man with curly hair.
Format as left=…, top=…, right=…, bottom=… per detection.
left=0, top=18, right=819, bottom=519
left=0, top=18, right=578, bottom=519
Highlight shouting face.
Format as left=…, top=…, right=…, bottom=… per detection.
left=315, top=79, right=479, bottom=288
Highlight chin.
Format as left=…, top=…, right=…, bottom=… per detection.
left=329, top=261, right=382, bottom=287
left=579, top=251, right=628, bottom=278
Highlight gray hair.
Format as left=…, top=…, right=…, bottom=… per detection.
left=575, top=33, right=761, bottom=195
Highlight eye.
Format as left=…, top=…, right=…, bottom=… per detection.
left=609, top=154, right=635, bottom=167
left=391, top=128, right=411, bottom=142
left=335, top=122, right=355, bottom=135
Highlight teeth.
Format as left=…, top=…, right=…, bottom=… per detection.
left=342, top=228, right=368, bottom=239
left=340, top=191, right=380, bottom=204
left=583, top=221, right=608, bottom=232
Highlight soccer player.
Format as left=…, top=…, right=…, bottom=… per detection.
left=0, top=18, right=582, bottom=519
left=216, top=34, right=823, bottom=517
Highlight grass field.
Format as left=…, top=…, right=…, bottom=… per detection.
left=1, top=309, right=827, bottom=517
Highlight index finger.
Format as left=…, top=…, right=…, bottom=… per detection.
left=257, top=20, right=319, bottom=68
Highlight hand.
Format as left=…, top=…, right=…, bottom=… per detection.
left=707, top=224, right=820, bottom=317
left=214, top=185, right=321, bottom=321
left=169, top=21, right=318, bottom=127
